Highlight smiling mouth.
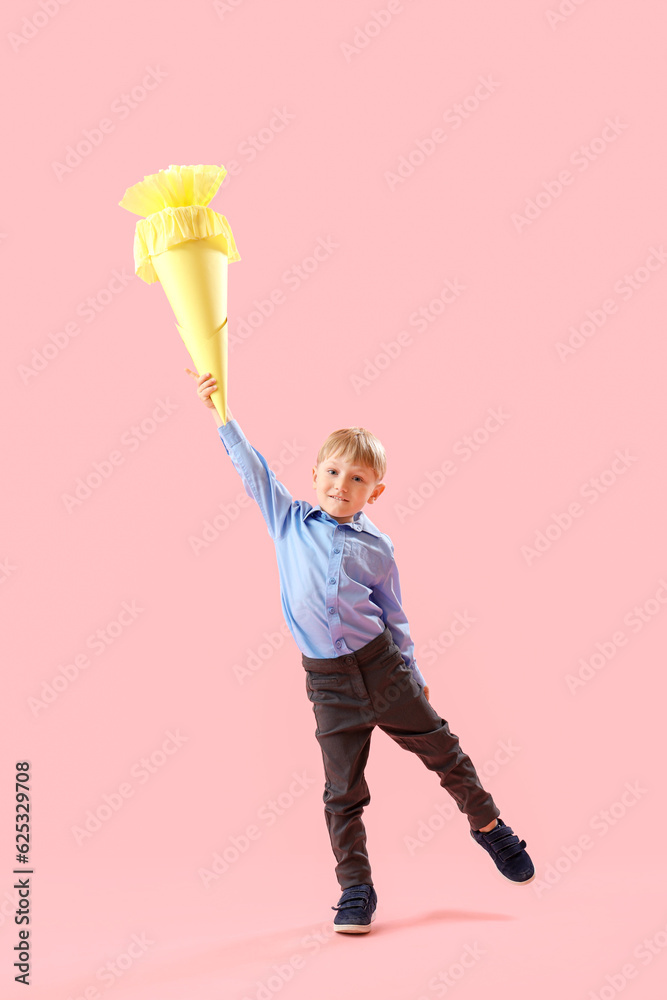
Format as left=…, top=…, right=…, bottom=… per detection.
left=329, top=496, right=348, bottom=501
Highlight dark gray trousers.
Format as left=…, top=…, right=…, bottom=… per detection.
left=302, top=625, right=500, bottom=888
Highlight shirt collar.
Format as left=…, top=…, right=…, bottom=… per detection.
left=304, top=504, right=382, bottom=537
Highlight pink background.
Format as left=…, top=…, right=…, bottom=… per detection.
left=4, top=1, right=667, bottom=997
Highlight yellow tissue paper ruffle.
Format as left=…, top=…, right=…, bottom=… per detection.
left=133, top=205, right=240, bottom=284
left=118, top=163, right=240, bottom=284
left=119, top=163, right=227, bottom=216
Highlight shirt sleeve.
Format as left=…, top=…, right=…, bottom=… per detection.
left=218, top=419, right=294, bottom=540
left=373, top=542, right=427, bottom=690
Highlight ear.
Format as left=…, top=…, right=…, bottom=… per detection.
left=370, top=483, right=385, bottom=503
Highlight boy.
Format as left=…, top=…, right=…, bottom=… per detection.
left=187, top=367, right=535, bottom=934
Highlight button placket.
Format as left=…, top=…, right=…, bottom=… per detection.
left=327, top=531, right=344, bottom=649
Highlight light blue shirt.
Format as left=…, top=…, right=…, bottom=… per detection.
left=218, top=419, right=426, bottom=689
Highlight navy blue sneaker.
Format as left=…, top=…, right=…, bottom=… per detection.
left=331, top=883, right=377, bottom=933
left=470, top=818, right=535, bottom=884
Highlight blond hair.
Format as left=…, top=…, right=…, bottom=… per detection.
left=316, top=427, right=386, bottom=483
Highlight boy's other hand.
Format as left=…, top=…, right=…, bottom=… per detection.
left=185, top=367, right=233, bottom=421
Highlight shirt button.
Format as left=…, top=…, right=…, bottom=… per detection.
left=333, top=548, right=340, bottom=554
left=328, top=608, right=335, bottom=614
left=336, top=639, right=342, bottom=648
left=329, top=578, right=335, bottom=584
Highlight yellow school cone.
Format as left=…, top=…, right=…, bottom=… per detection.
left=119, top=164, right=240, bottom=423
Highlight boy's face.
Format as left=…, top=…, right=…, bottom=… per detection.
left=312, top=453, right=385, bottom=523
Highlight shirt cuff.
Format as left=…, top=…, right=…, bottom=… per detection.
left=218, top=419, right=243, bottom=450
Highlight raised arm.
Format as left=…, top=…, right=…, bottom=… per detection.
left=187, top=367, right=293, bottom=539
left=217, top=417, right=295, bottom=541
left=210, top=402, right=230, bottom=428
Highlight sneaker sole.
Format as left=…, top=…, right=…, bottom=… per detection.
left=333, top=911, right=376, bottom=933
left=499, top=870, right=536, bottom=885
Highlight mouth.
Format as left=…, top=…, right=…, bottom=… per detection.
left=329, top=495, right=348, bottom=502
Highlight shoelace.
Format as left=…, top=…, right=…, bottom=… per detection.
left=479, top=824, right=527, bottom=862
left=331, top=886, right=373, bottom=911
